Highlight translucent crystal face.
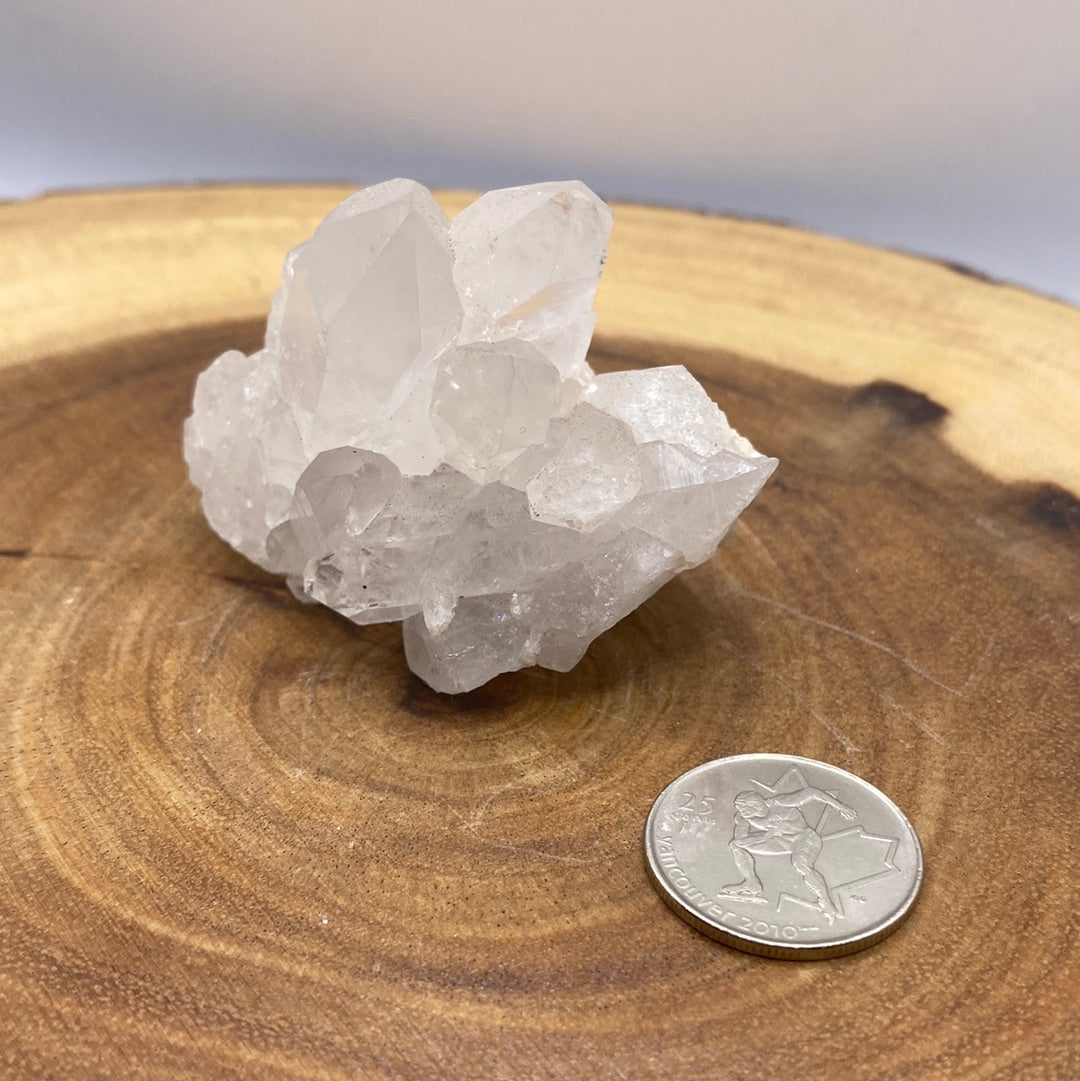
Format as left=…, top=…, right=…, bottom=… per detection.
left=183, top=180, right=777, bottom=693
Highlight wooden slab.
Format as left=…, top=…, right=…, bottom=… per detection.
left=1, top=186, right=1077, bottom=1081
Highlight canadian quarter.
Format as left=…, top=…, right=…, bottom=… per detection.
left=644, top=754, right=923, bottom=959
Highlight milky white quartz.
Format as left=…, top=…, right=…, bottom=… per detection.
left=184, top=180, right=777, bottom=693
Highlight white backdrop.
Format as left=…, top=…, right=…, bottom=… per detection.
left=3, top=1, right=1078, bottom=301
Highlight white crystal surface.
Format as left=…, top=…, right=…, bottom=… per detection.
left=184, top=180, right=777, bottom=693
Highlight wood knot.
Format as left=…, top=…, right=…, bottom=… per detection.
left=1027, top=483, right=1080, bottom=534
left=849, top=380, right=949, bottom=427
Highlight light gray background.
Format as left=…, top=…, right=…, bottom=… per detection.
left=4, top=1, right=1078, bottom=302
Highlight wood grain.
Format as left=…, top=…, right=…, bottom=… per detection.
left=1, top=186, right=1077, bottom=1081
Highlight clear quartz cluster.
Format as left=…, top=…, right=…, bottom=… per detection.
left=184, top=180, right=777, bottom=693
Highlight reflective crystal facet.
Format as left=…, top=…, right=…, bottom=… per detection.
left=184, top=180, right=777, bottom=693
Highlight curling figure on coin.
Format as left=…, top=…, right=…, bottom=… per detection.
left=720, top=787, right=856, bottom=923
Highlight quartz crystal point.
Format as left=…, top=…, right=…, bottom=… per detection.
left=184, top=180, right=777, bottom=693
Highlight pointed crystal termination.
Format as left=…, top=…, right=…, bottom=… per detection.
left=183, top=180, right=777, bottom=693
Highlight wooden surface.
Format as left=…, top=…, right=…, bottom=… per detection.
left=1, top=186, right=1077, bottom=1080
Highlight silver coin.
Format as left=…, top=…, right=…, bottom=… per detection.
left=644, top=754, right=923, bottom=959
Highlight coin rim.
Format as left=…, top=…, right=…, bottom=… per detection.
left=643, top=753, right=924, bottom=960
